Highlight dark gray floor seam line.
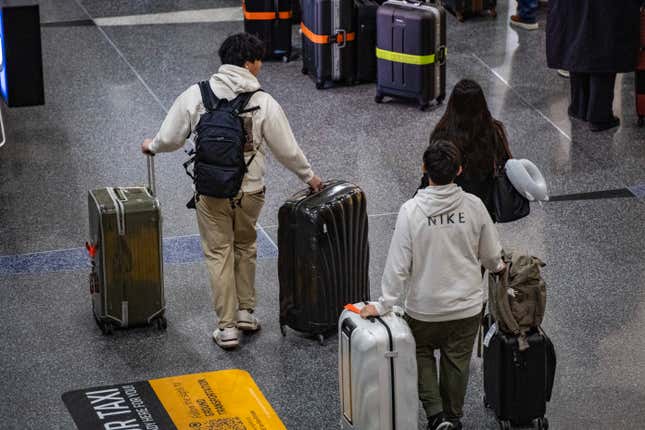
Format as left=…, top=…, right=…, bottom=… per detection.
left=548, top=188, right=635, bottom=201
left=41, top=19, right=96, bottom=27
left=72, top=0, right=168, bottom=114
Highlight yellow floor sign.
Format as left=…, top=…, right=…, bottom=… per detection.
left=62, top=369, right=287, bottom=430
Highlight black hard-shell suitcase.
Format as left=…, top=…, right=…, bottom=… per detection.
left=483, top=317, right=556, bottom=430
left=375, top=0, right=447, bottom=110
left=243, top=0, right=293, bottom=62
left=278, top=181, right=370, bottom=344
left=301, top=0, right=357, bottom=89
left=354, top=0, right=379, bottom=82
left=637, top=5, right=645, bottom=126
left=442, top=0, right=497, bottom=22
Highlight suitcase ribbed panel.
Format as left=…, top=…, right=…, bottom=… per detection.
left=278, top=181, right=369, bottom=335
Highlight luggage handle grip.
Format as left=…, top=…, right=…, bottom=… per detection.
left=114, top=188, right=128, bottom=201
left=147, top=155, right=156, bottom=196
left=345, top=302, right=404, bottom=318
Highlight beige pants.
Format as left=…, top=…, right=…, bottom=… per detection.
left=196, top=190, right=265, bottom=329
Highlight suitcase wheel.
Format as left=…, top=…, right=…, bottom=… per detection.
left=301, top=67, right=308, bottom=75
left=533, top=417, right=549, bottom=430
left=100, top=321, right=114, bottom=336
left=497, top=420, right=511, bottom=430
left=317, top=334, right=325, bottom=346
left=638, top=116, right=644, bottom=127
left=153, top=316, right=168, bottom=331
left=419, top=102, right=430, bottom=112
left=374, top=94, right=384, bottom=104
left=316, top=81, right=325, bottom=90
left=436, top=95, right=445, bottom=104
left=280, top=325, right=287, bottom=337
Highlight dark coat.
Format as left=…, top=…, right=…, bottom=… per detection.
left=546, top=0, right=641, bottom=73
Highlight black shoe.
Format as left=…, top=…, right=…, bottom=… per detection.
left=567, top=106, right=586, bottom=121
left=428, top=412, right=445, bottom=430
left=589, top=116, right=620, bottom=132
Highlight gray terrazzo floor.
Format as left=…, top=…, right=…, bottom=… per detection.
left=0, top=1, right=644, bottom=429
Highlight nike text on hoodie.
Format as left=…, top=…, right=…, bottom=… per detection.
left=375, top=184, right=505, bottom=322
left=149, top=64, right=314, bottom=192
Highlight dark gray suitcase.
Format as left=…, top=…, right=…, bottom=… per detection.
left=278, top=181, right=370, bottom=344
left=354, top=0, right=379, bottom=83
left=87, top=156, right=166, bottom=334
left=442, top=0, right=497, bottom=22
left=243, top=0, right=293, bottom=61
left=301, top=0, right=357, bottom=89
left=375, top=0, right=447, bottom=110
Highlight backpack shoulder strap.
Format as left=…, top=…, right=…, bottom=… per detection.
left=198, top=80, right=219, bottom=112
left=232, top=89, right=264, bottom=114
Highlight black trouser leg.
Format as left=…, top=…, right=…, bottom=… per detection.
left=569, top=72, right=589, bottom=120
left=587, top=72, right=617, bottom=124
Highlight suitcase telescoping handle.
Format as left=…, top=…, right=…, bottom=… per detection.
left=147, top=154, right=156, bottom=196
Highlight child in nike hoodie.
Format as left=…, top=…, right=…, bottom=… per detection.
left=361, top=140, right=505, bottom=430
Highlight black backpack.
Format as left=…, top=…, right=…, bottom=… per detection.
left=186, top=81, right=261, bottom=200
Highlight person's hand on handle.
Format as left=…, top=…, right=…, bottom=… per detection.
left=141, top=138, right=155, bottom=155
left=308, top=175, right=324, bottom=193
left=360, top=304, right=380, bottom=319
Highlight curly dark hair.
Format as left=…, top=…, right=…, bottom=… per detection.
left=423, top=140, right=462, bottom=186
left=430, top=79, right=508, bottom=180
left=218, top=33, right=265, bottom=67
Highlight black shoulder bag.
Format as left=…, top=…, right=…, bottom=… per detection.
left=491, top=127, right=530, bottom=223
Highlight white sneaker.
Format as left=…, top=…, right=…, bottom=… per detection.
left=213, top=327, right=239, bottom=349
left=557, top=69, right=570, bottom=78
left=237, top=309, right=261, bottom=331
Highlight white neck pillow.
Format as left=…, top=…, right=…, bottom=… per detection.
left=504, top=159, right=549, bottom=202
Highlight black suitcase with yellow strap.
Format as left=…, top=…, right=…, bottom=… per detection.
left=375, top=0, right=446, bottom=110
left=243, top=0, right=293, bottom=62
left=301, top=0, right=357, bottom=89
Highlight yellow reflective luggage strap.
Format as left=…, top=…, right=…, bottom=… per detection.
left=375, top=47, right=436, bottom=65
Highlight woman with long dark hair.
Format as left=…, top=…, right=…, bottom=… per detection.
left=422, top=79, right=510, bottom=221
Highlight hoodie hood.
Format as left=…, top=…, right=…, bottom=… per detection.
left=414, top=184, right=465, bottom=217
left=211, top=64, right=261, bottom=99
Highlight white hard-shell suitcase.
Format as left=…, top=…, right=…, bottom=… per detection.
left=339, top=303, right=418, bottom=430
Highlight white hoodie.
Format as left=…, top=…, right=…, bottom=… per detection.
left=149, top=64, right=314, bottom=192
left=375, top=184, right=504, bottom=322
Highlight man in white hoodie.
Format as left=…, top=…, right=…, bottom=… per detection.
left=141, top=33, right=322, bottom=350
left=361, top=140, right=505, bottom=430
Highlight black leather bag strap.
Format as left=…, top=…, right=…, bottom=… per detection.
left=198, top=80, right=219, bottom=112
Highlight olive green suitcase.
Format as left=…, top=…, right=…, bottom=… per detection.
left=87, top=156, right=166, bottom=334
